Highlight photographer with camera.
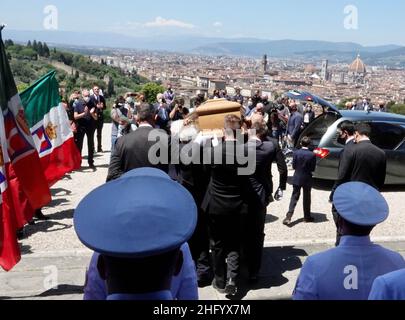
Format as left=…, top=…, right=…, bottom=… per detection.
left=170, top=97, right=189, bottom=122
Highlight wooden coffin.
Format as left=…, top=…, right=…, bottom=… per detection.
left=195, top=99, right=242, bottom=131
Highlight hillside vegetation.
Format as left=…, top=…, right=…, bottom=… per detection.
left=4, top=39, right=149, bottom=98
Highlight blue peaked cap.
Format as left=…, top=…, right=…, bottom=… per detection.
left=333, top=182, right=389, bottom=226
left=74, top=168, right=197, bottom=258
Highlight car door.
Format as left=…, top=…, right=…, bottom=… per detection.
left=370, top=122, right=405, bottom=185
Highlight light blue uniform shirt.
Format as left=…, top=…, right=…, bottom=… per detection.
left=107, top=291, right=173, bottom=301
left=369, top=269, right=405, bottom=300
left=83, top=243, right=198, bottom=300
left=293, top=236, right=405, bottom=300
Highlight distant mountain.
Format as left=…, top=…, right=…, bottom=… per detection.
left=3, top=30, right=404, bottom=62
left=193, top=40, right=403, bottom=57
left=370, top=46, right=405, bottom=58
left=3, top=29, right=267, bottom=52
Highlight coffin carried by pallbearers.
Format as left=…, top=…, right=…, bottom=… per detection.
left=170, top=99, right=244, bottom=141
left=195, top=99, right=242, bottom=132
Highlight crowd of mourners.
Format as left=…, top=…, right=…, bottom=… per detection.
left=66, top=83, right=405, bottom=301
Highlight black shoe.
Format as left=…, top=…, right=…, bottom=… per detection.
left=198, top=275, right=213, bottom=288
left=283, top=213, right=293, bottom=226
left=97, top=148, right=103, bottom=153
left=225, top=279, right=238, bottom=296
left=17, top=229, right=25, bottom=240
left=304, top=217, right=315, bottom=223
left=35, top=210, right=50, bottom=221
left=89, top=164, right=96, bottom=171
left=212, top=279, right=226, bottom=294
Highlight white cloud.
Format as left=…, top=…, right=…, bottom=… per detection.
left=144, top=17, right=195, bottom=29
left=213, top=22, right=223, bottom=28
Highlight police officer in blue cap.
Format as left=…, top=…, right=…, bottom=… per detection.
left=369, top=269, right=405, bottom=300
left=74, top=168, right=198, bottom=300
left=293, top=182, right=405, bottom=300
left=83, top=243, right=199, bottom=300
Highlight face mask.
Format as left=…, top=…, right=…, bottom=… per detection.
left=248, top=101, right=253, bottom=107
left=84, top=97, right=90, bottom=103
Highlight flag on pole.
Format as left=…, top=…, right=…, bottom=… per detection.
left=0, top=27, right=52, bottom=271
left=20, top=71, right=81, bottom=186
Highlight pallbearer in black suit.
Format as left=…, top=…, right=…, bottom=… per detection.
left=329, top=120, right=356, bottom=246
left=201, top=115, right=248, bottom=296
left=176, top=125, right=213, bottom=287
left=283, top=137, right=317, bottom=226
left=337, top=123, right=387, bottom=191
left=244, top=120, right=277, bottom=282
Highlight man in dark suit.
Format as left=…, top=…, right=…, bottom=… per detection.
left=283, top=137, right=317, bottom=226
left=176, top=129, right=212, bottom=288
left=286, top=102, right=304, bottom=148
left=89, top=86, right=107, bottom=153
left=329, top=120, right=356, bottom=246
left=244, top=120, right=277, bottom=281
left=251, top=114, right=288, bottom=200
left=201, top=115, right=248, bottom=296
left=335, top=123, right=387, bottom=191
left=107, top=103, right=169, bottom=182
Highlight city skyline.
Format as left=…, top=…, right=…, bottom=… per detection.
left=1, top=0, right=405, bottom=46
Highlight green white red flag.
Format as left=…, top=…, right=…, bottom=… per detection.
left=0, top=28, right=52, bottom=271
left=20, top=70, right=82, bottom=186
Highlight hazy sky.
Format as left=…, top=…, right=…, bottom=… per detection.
left=1, top=0, right=404, bottom=45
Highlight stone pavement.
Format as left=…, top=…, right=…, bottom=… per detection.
left=2, top=241, right=405, bottom=300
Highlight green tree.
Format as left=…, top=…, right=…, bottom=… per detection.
left=142, top=82, right=165, bottom=104
left=33, top=40, right=38, bottom=52
left=27, top=40, right=32, bottom=48
left=5, top=39, right=14, bottom=47
left=388, top=104, right=405, bottom=115
left=107, top=77, right=115, bottom=97
left=43, top=43, right=50, bottom=58
left=19, top=48, right=38, bottom=61
left=37, top=41, right=44, bottom=56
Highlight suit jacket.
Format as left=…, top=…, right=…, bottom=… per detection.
left=201, top=141, right=248, bottom=215
left=107, top=126, right=169, bottom=182
left=330, top=139, right=356, bottom=200
left=245, top=139, right=277, bottom=208
left=292, top=148, right=317, bottom=187
left=287, top=112, right=304, bottom=141
left=337, top=140, right=387, bottom=190
left=177, top=142, right=210, bottom=206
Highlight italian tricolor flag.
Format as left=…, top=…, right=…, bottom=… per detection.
left=20, top=71, right=82, bottom=186
left=0, top=29, right=51, bottom=271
